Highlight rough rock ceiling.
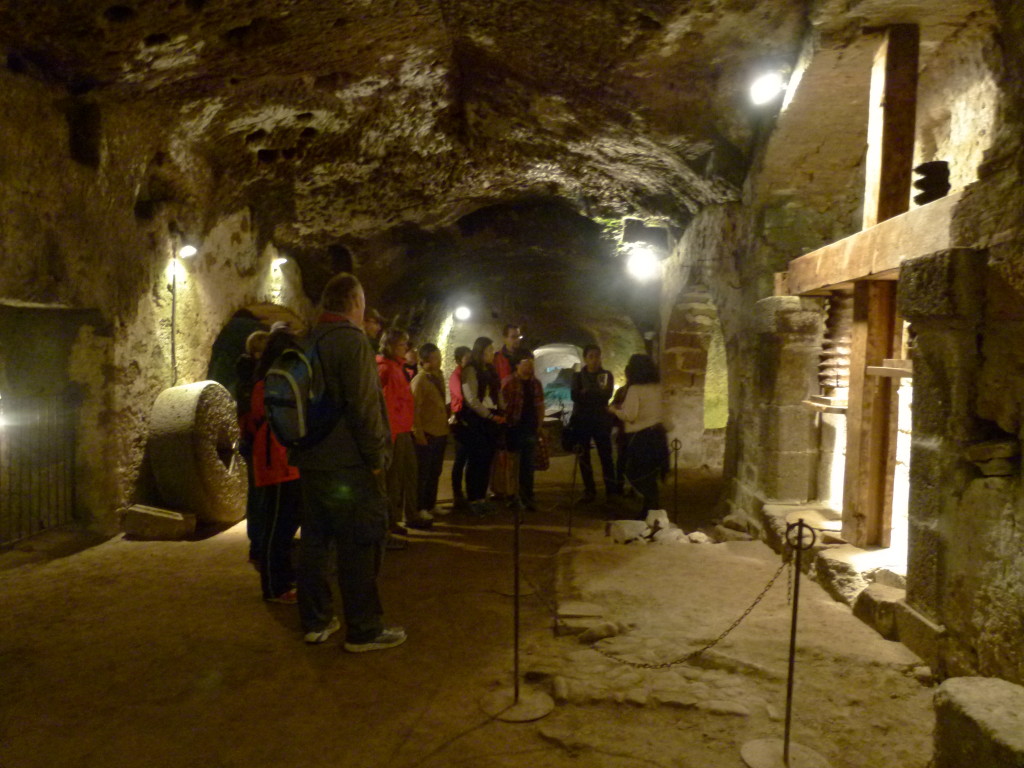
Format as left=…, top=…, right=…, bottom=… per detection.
left=1, top=0, right=806, bottom=244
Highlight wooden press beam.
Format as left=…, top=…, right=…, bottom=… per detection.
left=863, top=24, right=920, bottom=229
left=782, top=191, right=960, bottom=295
left=841, top=281, right=900, bottom=547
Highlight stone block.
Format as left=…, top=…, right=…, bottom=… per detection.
left=122, top=504, right=196, bottom=540
left=905, top=519, right=943, bottom=614
left=759, top=404, right=818, bottom=453
left=965, top=439, right=1021, bottom=462
left=759, top=449, right=817, bottom=502
left=975, top=457, right=1018, bottom=476
left=776, top=308, right=824, bottom=335
left=895, top=599, right=946, bottom=671
left=579, top=622, right=620, bottom=644
left=653, top=527, right=688, bottom=544
left=934, top=677, right=1024, bottom=768
left=814, top=545, right=870, bottom=606
left=556, top=618, right=600, bottom=636
left=712, top=524, right=754, bottom=542
left=853, top=582, right=905, bottom=640
left=898, top=248, right=987, bottom=325
left=558, top=601, right=605, bottom=619
left=752, top=296, right=805, bottom=334
left=608, top=520, right=649, bottom=543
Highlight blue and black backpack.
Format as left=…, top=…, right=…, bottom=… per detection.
left=263, top=326, right=345, bottom=449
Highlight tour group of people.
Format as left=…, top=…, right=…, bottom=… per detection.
left=234, top=271, right=668, bottom=652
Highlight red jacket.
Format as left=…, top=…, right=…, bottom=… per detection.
left=377, top=354, right=414, bottom=438
left=243, top=380, right=300, bottom=487
left=448, top=366, right=464, bottom=414
left=494, top=347, right=514, bottom=383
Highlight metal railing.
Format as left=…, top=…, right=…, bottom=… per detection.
left=0, top=394, right=78, bottom=547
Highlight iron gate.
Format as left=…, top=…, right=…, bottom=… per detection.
left=0, top=394, right=78, bottom=547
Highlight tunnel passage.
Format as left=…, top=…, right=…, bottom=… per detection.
left=356, top=198, right=651, bottom=382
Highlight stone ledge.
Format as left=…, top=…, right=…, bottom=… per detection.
left=895, top=600, right=946, bottom=671
left=934, top=677, right=1024, bottom=768
left=853, top=582, right=904, bottom=640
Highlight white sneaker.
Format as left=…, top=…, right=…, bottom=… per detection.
left=343, top=626, right=407, bottom=653
left=429, top=506, right=451, bottom=516
left=304, top=616, right=341, bottom=644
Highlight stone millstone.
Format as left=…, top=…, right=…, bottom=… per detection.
left=741, top=738, right=832, bottom=768
left=147, top=381, right=247, bottom=525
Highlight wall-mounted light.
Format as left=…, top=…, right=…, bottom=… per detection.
left=178, top=244, right=198, bottom=259
left=749, top=71, right=787, bottom=105
left=626, top=244, right=661, bottom=282
left=454, top=306, right=471, bottom=321
left=272, top=257, right=288, bottom=268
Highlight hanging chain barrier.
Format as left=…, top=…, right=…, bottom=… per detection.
left=590, top=557, right=790, bottom=670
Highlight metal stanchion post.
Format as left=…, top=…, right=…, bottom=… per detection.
left=741, top=520, right=830, bottom=768
left=479, top=494, right=554, bottom=723
left=669, top=437, right=681, bottom=525
left=567, top=445, right=580, bottom=538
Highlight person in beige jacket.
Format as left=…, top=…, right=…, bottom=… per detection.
left=411, top=343, right=451, bottom=519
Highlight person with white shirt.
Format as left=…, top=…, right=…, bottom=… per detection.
left=610, top=353, right=669, bottom=518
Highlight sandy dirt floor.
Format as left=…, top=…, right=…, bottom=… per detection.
left=0, top=455, right=933, bottom=768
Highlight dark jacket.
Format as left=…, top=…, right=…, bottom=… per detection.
left=288, top=320, right=391, bottom=472
left=571, top=367, right=614, bottom=429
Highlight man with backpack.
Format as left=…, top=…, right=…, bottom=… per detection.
left=285, top=272, right=406, bottom=652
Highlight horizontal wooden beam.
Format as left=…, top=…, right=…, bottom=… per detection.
left=784, top=191, right=962, bottom=295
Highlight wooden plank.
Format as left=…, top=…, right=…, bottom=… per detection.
left=784, top=191, right=960, bottom=295
left=863, top=25, right=920, bottom=229
left=842, top=281, right=898, bottom=547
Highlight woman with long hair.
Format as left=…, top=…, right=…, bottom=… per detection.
left=460, top=336, right=504, bottom=516
left=610, top=353, right=669, bottom=519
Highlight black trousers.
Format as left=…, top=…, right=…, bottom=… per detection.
left=297, top=468, right=388, bottom=643
left=624, top=425, right=668, bottom=518
left=462, top=412, right=497, bottom=502
left=259, top=478, right=302, bottom=599
left=575, top=422, right=616, bottom=495
left=415, top=434, right=448, bottom=511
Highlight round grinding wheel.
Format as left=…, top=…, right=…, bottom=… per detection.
left=148, top=381, right=247, bottom=525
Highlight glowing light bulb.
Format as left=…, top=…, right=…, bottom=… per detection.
left=178, top=244, right=198, bottom=259
left=272, top=257, right=288, bottom=267
left=750, top=72, right=786, bottom=105
left=454, top=306, right=471, bottom=321
left=626, top=246, right=660, bottom=281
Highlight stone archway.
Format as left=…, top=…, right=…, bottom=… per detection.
left=205, top=303, right=306, bottom=398
left=662, top=286, right=728, bottom=470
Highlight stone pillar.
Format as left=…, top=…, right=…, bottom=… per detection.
left=897, top=248, right=987, bottom=669
left=750, top=296, right=825, bottom=502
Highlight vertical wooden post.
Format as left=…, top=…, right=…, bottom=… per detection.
left=863, top=24, right=919, bottom=229
left=842, top=281, right=898, bottom=546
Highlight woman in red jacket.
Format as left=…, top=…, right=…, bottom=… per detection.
left=377, top=328, right=428, bottom=530
left=243, top=327, right=303, bottom=603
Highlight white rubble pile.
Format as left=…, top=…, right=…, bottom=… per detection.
left=606, top=510, right=715, bottom=545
